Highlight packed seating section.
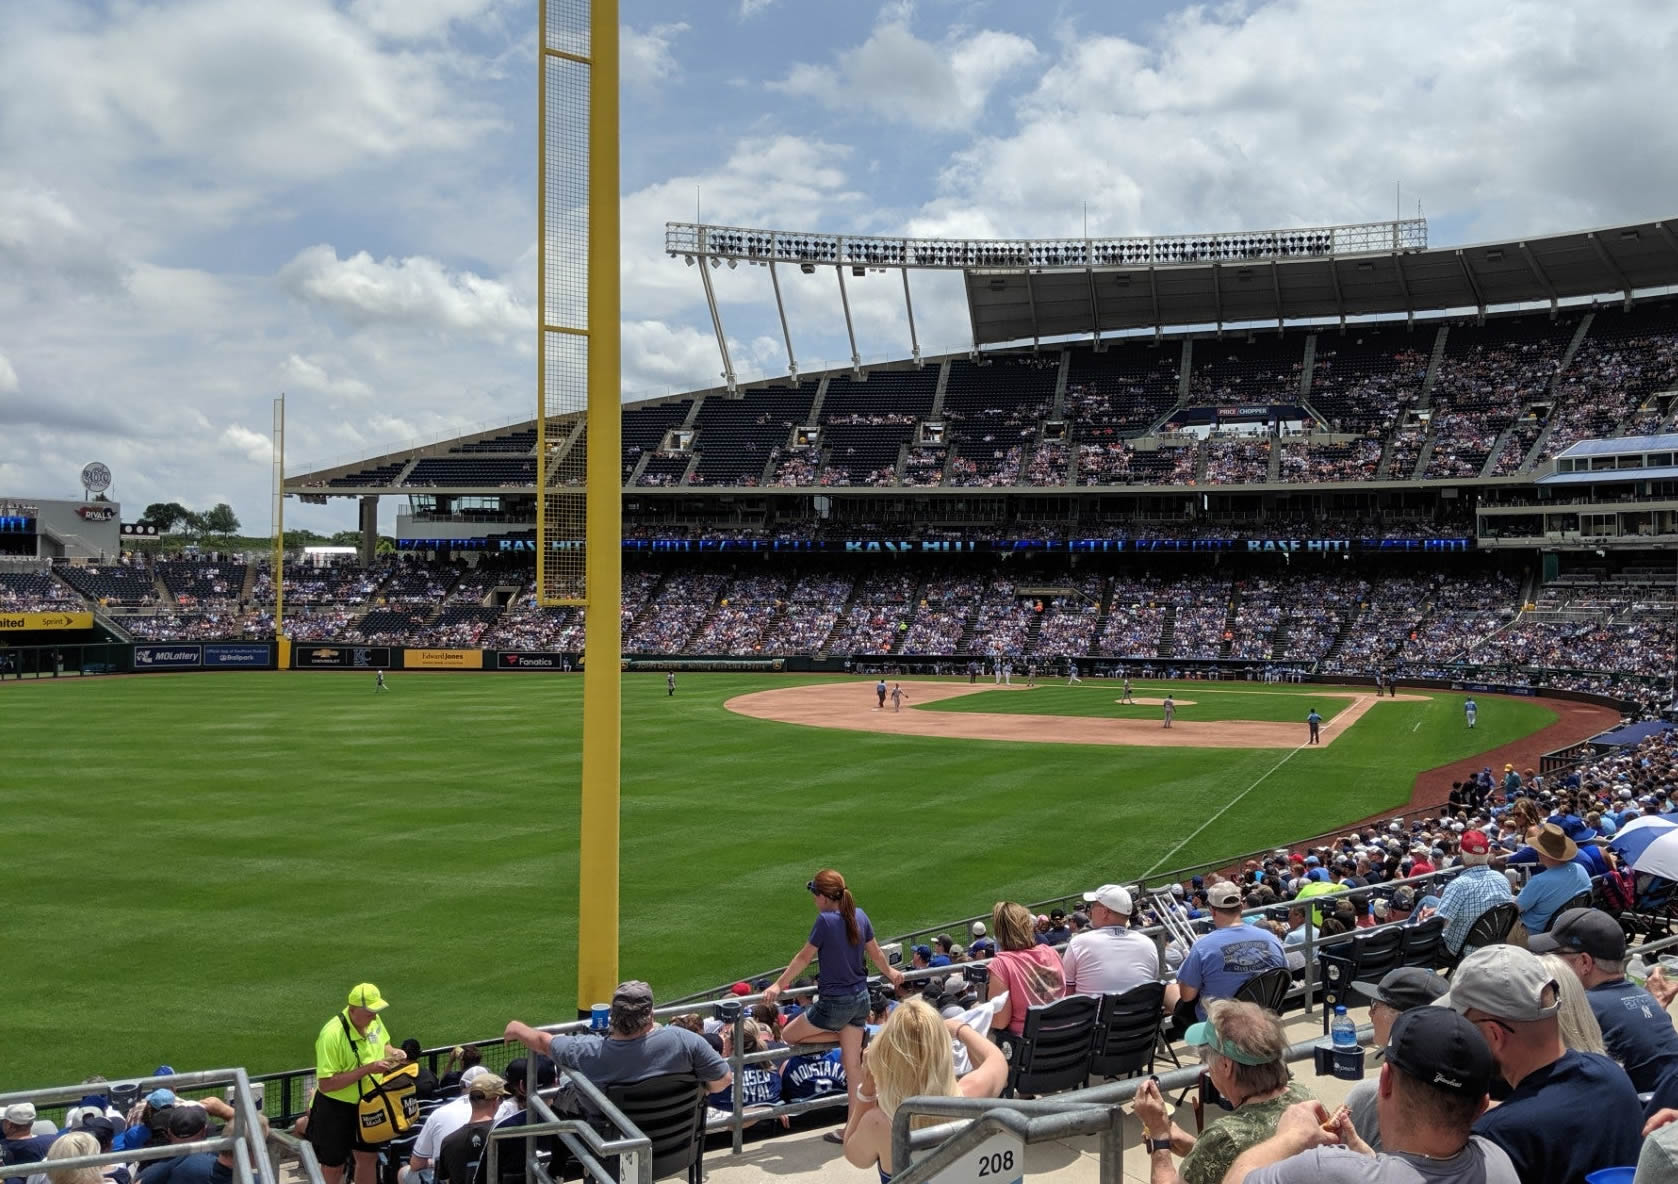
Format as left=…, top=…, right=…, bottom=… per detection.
left=28, top=553, right=1667, bottom=692
left=287, top=301, right=1678, bottom=498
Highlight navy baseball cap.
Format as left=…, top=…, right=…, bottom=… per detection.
left=1383, top=1008, right=1495, bottom=1099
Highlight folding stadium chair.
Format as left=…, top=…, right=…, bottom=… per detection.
left=1451, top=901, right=1519, bottom=968
left=1232, top=967, right=1293, bottom=1013
left=999, top=994, right=1102, bottom=1098
left=1545, top=890, right=1595, bottom=931
left=1087, top=982, right=1166, bottom=1085
left=603, top=1074, right=708, bottom=1184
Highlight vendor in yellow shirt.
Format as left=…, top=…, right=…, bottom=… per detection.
left=307, top=983, right=406, bottom=1184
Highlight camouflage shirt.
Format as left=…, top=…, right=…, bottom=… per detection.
left=1180, top=1081, right=1315, bottom=1184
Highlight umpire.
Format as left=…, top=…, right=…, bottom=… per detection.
left=308, top=983, right=406, bottom=1184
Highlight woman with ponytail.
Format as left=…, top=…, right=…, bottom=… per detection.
left=764, top=868, right=903, bottom=1117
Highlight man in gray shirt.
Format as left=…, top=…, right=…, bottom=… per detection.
left=504, top=981, right=731, bottom=1108
left=1224, top=1008, right=1518, bottom=1183
left=1341, top=967, right=1448, bottom=1150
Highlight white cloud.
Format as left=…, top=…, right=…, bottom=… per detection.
left=770, top=21, right=1038, bottom=131
left=280, top=354, right=375, bottom=401
left=278, top=244, right=531, bottom=339
left=220, top=425, right=273, bottom=465
left=0, top=352, right=17, bottom=394
left=738, top=0, right=777, bottom=17
left=0, top=2, right=502, bottom=196
left=920, top=1, right=1678, bottom=240
left=623, top=22, right=689, bottom=91
left=349, top=0, right=507, bottom=40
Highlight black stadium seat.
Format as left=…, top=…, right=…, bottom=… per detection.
left=1087, top=982, right=1166, bottom=1084
left=998, top=994, right=1102, bottom=1098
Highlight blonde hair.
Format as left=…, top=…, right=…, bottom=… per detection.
left=992, top=901, right=1038, bottom=952
left=1538, top=954, right=1606, bottom=1055
left=47, top=1132, right=103, bottom=1184
left=864, top=998, right=958, bottom=1125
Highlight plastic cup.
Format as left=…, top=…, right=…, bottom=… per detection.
left=590, top=1003, right=609, bottom=1031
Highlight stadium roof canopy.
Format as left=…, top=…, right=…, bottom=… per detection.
left=962, top=219, right=1678, bottom=345
left=668, top=216, right=1678, bottom=359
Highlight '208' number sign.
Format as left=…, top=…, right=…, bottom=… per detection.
left=932, top=1132, right=1023, bottom=1184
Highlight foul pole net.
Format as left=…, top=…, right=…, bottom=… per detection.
left=536, top=0, right=622, bottom=1014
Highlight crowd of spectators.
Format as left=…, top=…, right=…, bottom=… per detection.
left=1204, top=437, right=1272, bottom=485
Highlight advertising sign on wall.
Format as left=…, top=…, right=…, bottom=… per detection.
left=404, top=649, right=484, bottom=670
left=496, top=651, right=570, bottom=670
left=0, top=611, right=94, bottom=631
left=133, top=644, right=203, bottom=669
left=204, top=644, right=273, bottom=668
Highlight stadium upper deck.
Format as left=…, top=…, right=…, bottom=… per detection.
left=288, top=296, right=1678, bottom=500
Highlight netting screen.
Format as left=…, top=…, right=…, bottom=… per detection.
left=536, top=0, right=592, bottom=605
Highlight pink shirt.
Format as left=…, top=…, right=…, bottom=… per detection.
left=990, top=946, right=1067, bottom=1034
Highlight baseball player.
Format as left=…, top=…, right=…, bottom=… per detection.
left=1121, top=677, right=1135, bottom=705
left=1067, top=662, right=1082, bottom=685
left=889, top=683, right=908, bottom=713
left=667, top=670, right=676, bottom=697
left=1162, top=694, right=1175, bottom=729
left=1464, top=697, right=1477, bottom=729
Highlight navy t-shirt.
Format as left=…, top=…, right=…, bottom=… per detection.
left=1, top=1135, right=58, bottom=1166
left=780, top=1049, right=846, bottom=1101
left=1588, top=978, right=1678, bottom=1097
left=1473, top=1050, right=1643, bottom=1184
left=809, top=908, right=874, bottom=995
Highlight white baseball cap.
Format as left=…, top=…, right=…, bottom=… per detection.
left=970, top=921, right=986, bottom=937
left=1082, top=884, right=1133, bottom=915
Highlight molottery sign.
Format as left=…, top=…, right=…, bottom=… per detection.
left=497, top=651, right=570, bottom=670
left=0, top=611, right=93, bottom=631
left=134, top=644, right=202, bottom=669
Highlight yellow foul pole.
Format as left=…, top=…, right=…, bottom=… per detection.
left=576, top=0, right=622, bottom=1015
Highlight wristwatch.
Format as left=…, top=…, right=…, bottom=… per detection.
left=1146, top=1133, right=1173, bottom=1154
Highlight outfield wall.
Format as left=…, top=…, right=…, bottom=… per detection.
left=0, top=641, right=1646, bottom=721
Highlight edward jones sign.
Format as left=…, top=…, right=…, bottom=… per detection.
left=403, top=649, right=483, bottom=670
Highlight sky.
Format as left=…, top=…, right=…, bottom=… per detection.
left=2, top=0, right=1677, bottom=533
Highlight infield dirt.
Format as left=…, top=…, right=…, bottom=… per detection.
left=724, top=680, right=1427, bottom=749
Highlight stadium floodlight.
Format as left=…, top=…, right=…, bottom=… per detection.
left=727, top=258, right=738, bottom=269
left=684, top=255, right=694, bottom=266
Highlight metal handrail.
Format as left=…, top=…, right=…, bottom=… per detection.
left=0, top=1069, right=285, bottom=1184
left=889, top=1023, right=1373, bottom=1184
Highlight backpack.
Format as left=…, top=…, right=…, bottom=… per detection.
left=338, top=1014, right=420, bottom=1143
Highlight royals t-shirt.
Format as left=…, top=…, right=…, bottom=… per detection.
left=1175, top=924, right=1287, bottom=1020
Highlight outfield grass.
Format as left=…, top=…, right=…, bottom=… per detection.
left=921, top=680, right=1357, bottom=723
left=0, top=672, right=1554, bottom=1088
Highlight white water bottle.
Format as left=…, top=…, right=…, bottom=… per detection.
left=1331, top=1005, right=1357, bottom=1048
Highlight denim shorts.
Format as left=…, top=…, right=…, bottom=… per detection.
left=804, top=987, right=871, bottom=1032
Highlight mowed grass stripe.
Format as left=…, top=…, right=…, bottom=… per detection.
left=0, top=672, right=1552, bottom=1086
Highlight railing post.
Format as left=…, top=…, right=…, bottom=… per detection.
left=1098, top=1109, right=1124, bottom=1184
left=730, top=1008, right=746, bottom=1154
left=1301, top=913, right=1316, bottom=1015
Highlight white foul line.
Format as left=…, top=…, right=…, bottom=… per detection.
left=1140, top=743, right=1308, bottom=879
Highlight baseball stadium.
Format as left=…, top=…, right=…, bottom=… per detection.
left=7, top=4, right=1678, bottom=1184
